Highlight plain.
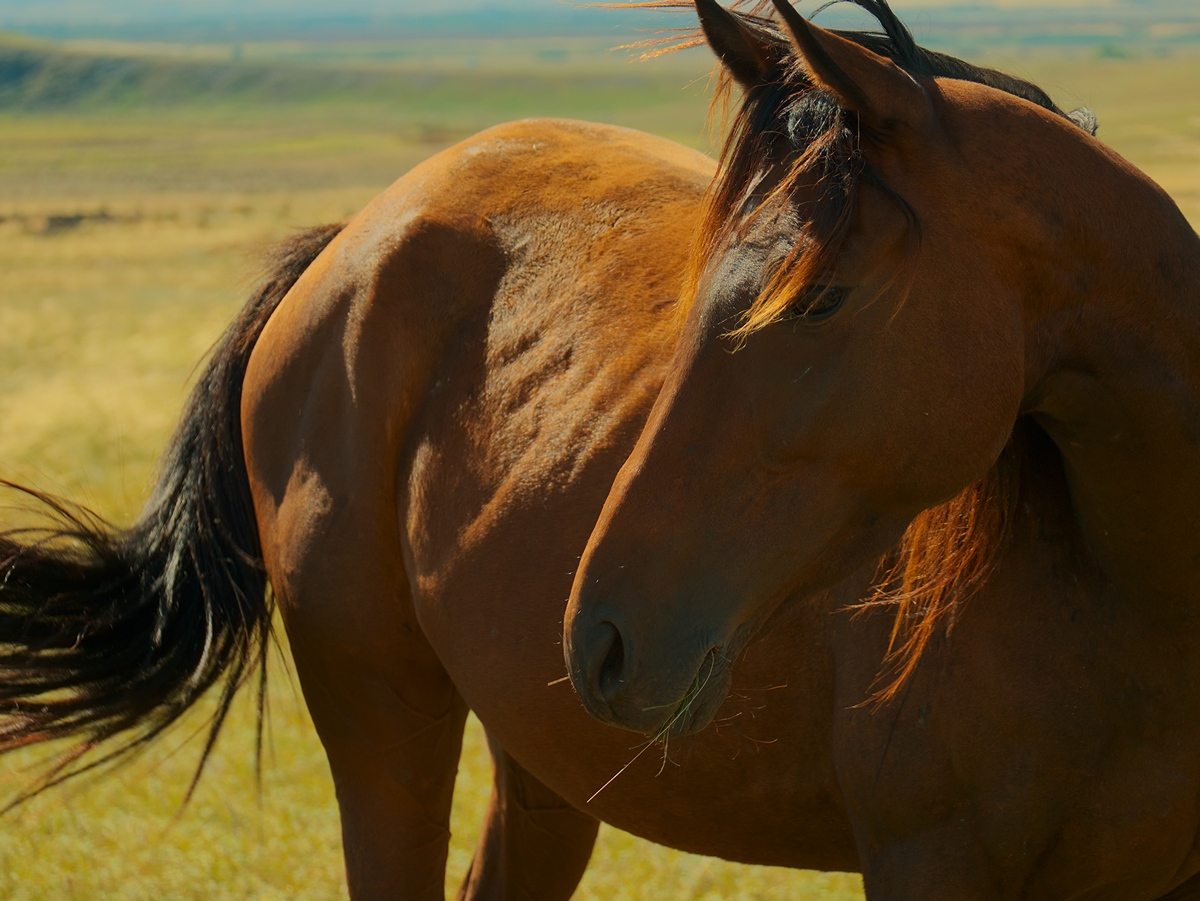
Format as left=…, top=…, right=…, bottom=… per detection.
left=0, top=29, right=1197, bottom=900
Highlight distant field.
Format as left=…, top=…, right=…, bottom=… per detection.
left=0, top=31, right=1197, bottom=900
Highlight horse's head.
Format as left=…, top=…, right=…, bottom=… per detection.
left=564, top=0, right=1101, bottom=735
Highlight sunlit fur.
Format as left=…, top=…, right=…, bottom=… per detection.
left=621, top=0, right=1099, bottom=698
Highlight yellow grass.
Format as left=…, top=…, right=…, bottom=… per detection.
left=0, top=44, right=1197, bottom=900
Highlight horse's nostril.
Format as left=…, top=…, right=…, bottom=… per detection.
left=597, top=622, right=626, bottom=701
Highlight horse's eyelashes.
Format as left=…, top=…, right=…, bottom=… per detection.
left=786, top=285, right=848, bottom=323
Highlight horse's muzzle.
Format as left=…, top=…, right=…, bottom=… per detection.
left=564, top=607, right=730, bottom=737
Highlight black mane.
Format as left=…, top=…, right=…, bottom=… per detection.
left=654, top=0, right=1100, bottom=336
left=827, top=0, right=1098, bottom=135
left=637, top=0, right=1098, bottom=136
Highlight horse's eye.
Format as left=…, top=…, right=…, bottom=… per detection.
left=785, top=285, right=848, bottom=322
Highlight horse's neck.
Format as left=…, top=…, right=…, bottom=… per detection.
left=1026, top=157, right=1200, bottom=603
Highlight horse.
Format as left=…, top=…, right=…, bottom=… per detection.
left=2, top=0, right=1198, bottom=896
left=559, top=0, right=1200, bottom=897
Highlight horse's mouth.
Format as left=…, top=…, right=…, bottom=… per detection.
left=652, top=648, right=734, bottom=739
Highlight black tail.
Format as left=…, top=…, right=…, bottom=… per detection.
left=0, top=222, right=344, bottom=804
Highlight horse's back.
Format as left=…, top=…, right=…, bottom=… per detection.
left=241, top=117, right=711, bottom=532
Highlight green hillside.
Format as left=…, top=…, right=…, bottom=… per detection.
left=0, top=38, right=590, bottom=110
left=0, top=32, right=716, bottom=123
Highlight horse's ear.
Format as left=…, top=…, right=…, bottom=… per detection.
left=768, top=0, right=932, bottom=137
left=694, top=0, right=774, bottom=91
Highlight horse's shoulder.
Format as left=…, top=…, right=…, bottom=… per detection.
left=246, top=118, right=705, bottom=476
left=304, top=118, right=709, bottom=347
left=288, top=118, right=709, bottom=307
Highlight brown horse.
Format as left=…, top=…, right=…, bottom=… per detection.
left=562, top=0, right=1200, bottom=897
left=2, top=0, right=1198, bottom=898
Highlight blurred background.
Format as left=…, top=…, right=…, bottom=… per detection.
left=0, top=1, right=1196, bottom=898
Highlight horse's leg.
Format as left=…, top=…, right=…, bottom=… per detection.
left=864, top=857, right=1200, bottom=901
left=263, top=480, right=470, bottom=899
left=859, top=832, right=1002, bottom=901
left=457, top=735, right=599, bottom=901
left=245, top=383, right=470, bottom=899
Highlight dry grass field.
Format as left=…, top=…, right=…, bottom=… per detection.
left=0, top=31, right=1197, bottom=899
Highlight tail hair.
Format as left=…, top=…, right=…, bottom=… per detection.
left=0, top=222, right=344, bottom=805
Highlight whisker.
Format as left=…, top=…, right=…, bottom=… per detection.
left=642, top=700, right=679, bottom=712
left=748, top=736, right=779, bottom=747
left=737, top=682, right=789, bottom=693
left=656, top=739, right=675, bottom=776
left=587, top=740, right=657, bottom=804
